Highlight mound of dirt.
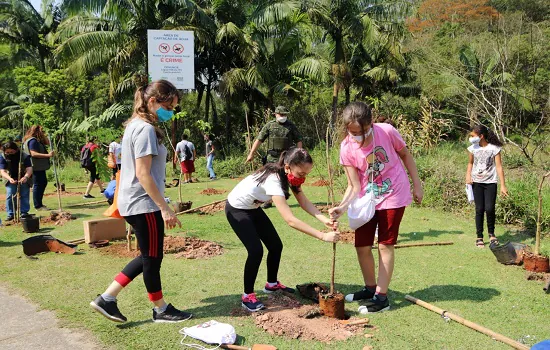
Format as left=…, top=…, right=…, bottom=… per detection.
left=40, top=211, right=76, bottom=226
left=339, top=230, right=355, bottom=244
left=252, top=292, right=367, bottom=342
left=99, top=236, right=223, bottom=259
left=310, top=179, right=330, bottom=187
left=199, top=188, right=227, bottom=195
left=198, top=201, right=226, bottom=215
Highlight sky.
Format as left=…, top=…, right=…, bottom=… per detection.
left=30, top=0, right=42, bottom=13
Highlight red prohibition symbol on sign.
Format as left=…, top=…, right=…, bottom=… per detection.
left=159, top=43, right=170, bottom=53
left=173, top=43, right=184, bottom=54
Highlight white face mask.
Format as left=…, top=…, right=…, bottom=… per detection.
left=469, top=136, right=480, bottom=144
left=276, top=116, right=287, bottom=123
left=349, top=127, right=373, bottom=143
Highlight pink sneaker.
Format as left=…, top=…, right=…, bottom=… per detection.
left=241, top=293, right=265, bottom=312
left=263, top=281, right=295, bottom=293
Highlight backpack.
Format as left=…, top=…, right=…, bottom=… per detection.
left=183, top=143, right=193, bottom=160
left=80, top=145, right=93, bottom=169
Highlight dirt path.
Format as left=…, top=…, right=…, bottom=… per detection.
left=0, top=286, right=102, bottom=350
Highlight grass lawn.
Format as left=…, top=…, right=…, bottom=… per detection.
left=0, top=177, right=548, bottom=350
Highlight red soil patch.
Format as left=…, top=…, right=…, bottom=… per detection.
left=249, top=292, right=368, bottom=343
left=339, top=230, right=355, bottom=244
left=98, top=236, right=223, bottom=259
left=310, top=180, right=330, bottom=187
left=199, top=188, right=227, bottom=196
left=41, top=211, right=76, bottom=226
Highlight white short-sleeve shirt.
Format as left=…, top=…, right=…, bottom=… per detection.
left=227, top=173, right=285, bottom=209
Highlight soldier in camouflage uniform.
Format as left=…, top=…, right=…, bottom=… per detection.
left=245, top=106, right=303, bottom=208
left=245, top=105, right=303, bottom=164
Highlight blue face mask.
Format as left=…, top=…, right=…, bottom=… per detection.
left=156, top=107, right=174, bottom=122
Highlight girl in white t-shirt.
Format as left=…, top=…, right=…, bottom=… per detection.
left=466, top=125, right=508, bottom=248
left=226, top=148, right=339, bottom=312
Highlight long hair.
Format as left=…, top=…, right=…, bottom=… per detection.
left=254, top=148, right=313, bottom=199
left=23, top=125, right=48, bottom=145
left=342, top=102, right=373, bottom=146
left=472, top=125, right=503, bottom=147
left=128, top=80, right=179, bottom=141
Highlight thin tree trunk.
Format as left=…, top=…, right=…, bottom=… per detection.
left=211, top=93, right=218, bottom=134
left=224, top=98, right=231, bottom=144
left=171, top=119, right=177, bottom=171
left=205, top=81, right=211, bottom=122
left=331, top=81, right=339, bottom=135
left=345, top=86, right=350, bottom=105
left=196, top=84, right=205, bottom=112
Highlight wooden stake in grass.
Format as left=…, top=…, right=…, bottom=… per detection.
left=535, top=171, right=550, bottom=256
left=405, top=295, right=529, bottom=350
left=47, top=134, right=63, bottom=212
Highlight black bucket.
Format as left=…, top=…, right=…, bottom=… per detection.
left=21, top=215, right=40, bottom=233
left=490, top=241, right=526, bottom=265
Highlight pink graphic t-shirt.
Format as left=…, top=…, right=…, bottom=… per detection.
left=339, top=123, right=412, bottom=210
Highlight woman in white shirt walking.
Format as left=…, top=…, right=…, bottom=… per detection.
left=466, top=125, right=508, bottom=248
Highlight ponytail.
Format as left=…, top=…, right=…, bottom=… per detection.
left=253, top=148, right=313, bottom=198
left=472, top=124, right=503, bottom=147
left=126, top=80, right=179, bottom=142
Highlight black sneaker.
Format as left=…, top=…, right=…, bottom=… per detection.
left=6, top=216, right=14, bottom=221
left=241, top=293, right=265, bottom=312
left=100, top=189, right=105, bottom=194
left=83, top=194, right=95, bottom=199
left=152, top=304, right=193, bottom=323
left=358, top=296, right=390, bottom=314
left=90, top=295, right=127, bottom=323
left=263, top=281, right=295, bottom=293
left=20, top=213, right=31, bottom=219
left=345, top=287, right=375, bottom=302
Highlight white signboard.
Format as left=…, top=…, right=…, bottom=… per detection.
left=147, top=30, right=194, bottom=89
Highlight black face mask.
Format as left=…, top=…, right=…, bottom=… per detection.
left=6, top=151, right=20, bottom=162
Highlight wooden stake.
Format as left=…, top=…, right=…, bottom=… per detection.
left=535, top=171, right=550, bottom=256
left=405, top=295, right=529, bottom=350
left=330, top=242, right=336, bottom=294
left=67, top=200, right=107, bottom=208
left=175, top=199, right=225, bottom=216
left=393, top=241, right=454, bottom=249
left=48, top=134, right=63, bottom=212
left=126, top=226, right=132, bottom=252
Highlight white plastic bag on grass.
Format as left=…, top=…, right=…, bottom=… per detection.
left=180, top=320, right=236, bottom=350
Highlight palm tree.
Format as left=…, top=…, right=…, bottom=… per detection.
left=0, top=0, right=63, bottom=71
left=55, top=0, right=214, bottom=97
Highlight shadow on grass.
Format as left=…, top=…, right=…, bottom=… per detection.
left=496, top=229, right=534, bottom=244
left=0, top=240, right=21, bottom=247
left=398, top=229, right=464, bottom=243
left=70, top=213, right=94, bottom=219
left=116, top=319, right=152, bottom=329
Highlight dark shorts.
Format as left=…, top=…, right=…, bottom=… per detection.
left=354, top=207, right=406, bottom=247
left=88, top=165, right=100, bottom=182
left=180, top=160, right=195, bottom=174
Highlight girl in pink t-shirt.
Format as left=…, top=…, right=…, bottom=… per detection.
left=329, top=102, right=423, bottom=313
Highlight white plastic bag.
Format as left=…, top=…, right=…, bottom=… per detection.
left=347, top=191, right=385, bottom=230
left=180, top=320, right=236, bottom=350
left=465, top=184, right=474, bottom=203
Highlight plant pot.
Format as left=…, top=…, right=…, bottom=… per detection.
left=21, top=215, right=40, bottom=233
left=319, top=292, right=345, bottom=319
left=174, top=201, right=192, bottom=213
left=524, top=253, right=550, bottom=273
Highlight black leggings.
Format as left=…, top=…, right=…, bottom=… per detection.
left=115, top=211, right=165, bottom=301
left=225, top=201, right=283, bottom=294
left=472, top=183, right=497, bottom=239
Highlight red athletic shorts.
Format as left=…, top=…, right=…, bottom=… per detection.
left=354, top=207, right=406, bottom=247
left=180, top=160, right=195, bottom=174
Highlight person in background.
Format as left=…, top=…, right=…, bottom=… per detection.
left=175, top=133, right=196, bottom=184
left=245, top=106, right=302, bottom=208
left=82, top=137, right=104, bottom=199
left=90, top=79, right=192, bottom=324
left=466, top=124, right=508, bottom=248
left=23, top=125, right=53, bottom=211
left=204, top=134, right=216, bottom=180
left=108, top=136, right=122, bottom=180
left=0, top=141, right=33, bottom=221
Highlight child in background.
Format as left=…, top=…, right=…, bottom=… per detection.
left=465, top=125, right=508, bottom=248
left=329, top=102, right=423, bottom=313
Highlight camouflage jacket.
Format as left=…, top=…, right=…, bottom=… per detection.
left=257, top=120, right=302, bottom=163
